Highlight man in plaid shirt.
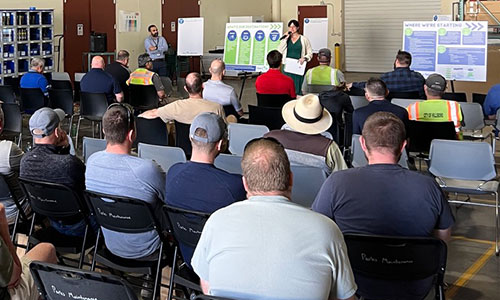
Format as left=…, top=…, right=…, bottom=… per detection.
left=349, top=51, right=425, bottom=99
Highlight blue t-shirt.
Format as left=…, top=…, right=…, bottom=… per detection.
left=166, top=161, right=246, bottom=266
left=20, top=70, right=50, bottom=96
left=80, top=68, right=122, bottom=104
left=85, top=151, right=166, bottom=259
left=352, top=100, right=409, bottom=135
left=483, top=84, right=500, bottom=116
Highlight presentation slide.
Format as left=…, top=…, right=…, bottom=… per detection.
left=223, top=22, right=283, bottom=72
left=403, top=21, right=488, bottom=82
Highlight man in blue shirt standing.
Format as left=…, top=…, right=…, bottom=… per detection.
left=80, top=56, right=123, bottom=104
left=144, top=24, right=168, bottom=77
left=483, top=84, right=500, bottom=119
left=20, top=57, right=50, bottom=97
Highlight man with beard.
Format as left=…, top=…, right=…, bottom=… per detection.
left=144, top=24, right=168, bottom=76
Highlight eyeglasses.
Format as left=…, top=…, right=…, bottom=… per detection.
left=107, top=103, right=134, bottom=130
left=243, top=137, right=284, bottom=152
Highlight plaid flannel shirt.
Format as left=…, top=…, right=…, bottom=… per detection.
left=352, top=67, right=426, bottom=98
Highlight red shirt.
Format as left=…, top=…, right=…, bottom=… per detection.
left=255, top=69, right=296, bottom=98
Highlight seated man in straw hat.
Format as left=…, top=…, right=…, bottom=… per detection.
left=264, top=94, right=347, bottom=174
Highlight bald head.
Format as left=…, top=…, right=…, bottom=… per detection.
left=185, top=72, right=203, bottom=95
left=91, top=56, right=105, bottom=69
left=210, top=59, right=225, bottom=76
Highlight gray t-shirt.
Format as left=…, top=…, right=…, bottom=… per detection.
left=192, top=195, right=357, bottom=300
left=202, top=80, right=242, bottom=111
left=85, top=151, right=166, bottom=259
left=0, top=140, right=26, bottom=224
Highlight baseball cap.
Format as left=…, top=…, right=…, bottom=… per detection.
left=138, top=54, right=152, bottom=67
left=29, top=107, right=66, bottom=138
left=189, top=112, right=227, bottom=143
left=425, top=73, right=447, bottom=92
left=318, top=48, right=331, bottom=61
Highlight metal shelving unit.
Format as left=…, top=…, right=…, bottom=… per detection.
left=0, top=9, right=54, bottom=84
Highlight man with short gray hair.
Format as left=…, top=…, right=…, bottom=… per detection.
left=20, top=57, right=50, bottom=97
left=191, top=138, right=357, bottom=300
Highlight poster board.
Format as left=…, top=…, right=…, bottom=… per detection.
left=223, top=22, right=283, bottom=72
left=119, top=11, right=140, bottom=32
left=303, top=18, right=328, bottom=53
left=177, top=17, right=204, bottom=56
left=403, top=21, right=488, bottom=82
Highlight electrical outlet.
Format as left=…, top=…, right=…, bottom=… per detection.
left=54, top=45, right=60, bottom=52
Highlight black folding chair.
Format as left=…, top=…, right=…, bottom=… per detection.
left=129, top=84, right=159, bottom=112
left=0, top=173, right=28, bottom=243
left=134, top=117, right=168, bottom=148
left=387, top=91, right=421, bottom=100
left=51, top=79, right=73, bottom=91
left=248, top=105, right=285, bottom=130
left=85, top=191, right=170, bottom=300
left=472, top=93, right=487, bottom=109
left=443, top=92, right=467, bottom=102
left=256, top=93, right=292, bottom=108
left=0, top=85, right=17, bottom=103
left=49, top=89, right=74, bottom=133
left=223, top=105, right=239, bottom=119
left=19, top=178, right=94, bottom=269
left=0, top=103, right=23, bottom=147
left=163, top=205, right=211, bottom=300
left=175, top=120, right=193, bottom=158
left=30, top=261, right=138, bottom=300
left=344, top=233, right=447, bottom=300
left=407, top=121, right=456, bottom=155
left=76, top=92, right=108, bottom=148
left=20, top=88, right=47, bottom=113
left=342, top=112, right=353, bottom=164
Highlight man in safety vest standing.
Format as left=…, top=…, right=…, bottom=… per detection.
left=127, top=53, right=167, bottom=105
left=302, top=48, right=345, bottom=94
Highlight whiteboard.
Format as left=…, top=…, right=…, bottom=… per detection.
left=177, top=17, right=204, bottom=56
left=303, top=18, right=328, bottom=53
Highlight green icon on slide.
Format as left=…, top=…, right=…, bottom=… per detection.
left=404, top=28, right=413, bottom=36
left=462, top=27, right=471, bottom=36
left=438, top=28, right=446, bottom=36
left=438, top=46, right=447, bottom=54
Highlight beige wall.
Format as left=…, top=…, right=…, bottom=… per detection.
left=200, top=0, right=273, bottom=52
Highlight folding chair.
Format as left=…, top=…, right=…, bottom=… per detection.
left=175, top=120, right=193, bottom=158
left=406, top=120, right=456, bottom=165
left=256, top=93, right=292, bottom=108
left=472, top=93, right=487, bottom=107
left=214, top=154, right=243, bottom=175
left=76, top=92, right=108, bottom=148
left=0, top=103, right=22, bottom=147
left=248, top=105, right=284, bottom=130
left=163, top=205, right=211, bottom=300
left=135, top=117, right=168, bottom=148
left=303, top=84, right=334, bottom=94
left=387, top=91, right=421, bottom=100
left=391, top=98, right=423, bottom=109
left=290, top=165, right=327, bottom=208
left=428, top=139, right=499, bottom=255
left=48, top=89, right=74, bottom=133
left=129, top=84, right=159, bottom=112
left=19, top=178, right=94, bottom=268
left=0, top=85, right=17, bottom=103
left=460, top=102, right=494, bottom=149
left=74, top=72, right=85, bottom=103
left=0, top=173, right=28, bottom=242
left=85, top=191, right=170, bottom=300
left=443, top=92, right=467, bottom=102
left=51, top=71, right=73, bottom=91
left=30, top=261, right=138, bottom=300
left=344, top=233, right=447, bottom=300
left=349, top=95, right=369, bottom=110
left=350, top=134, right=409, bottom=169
left=83, top=137, right=106, bottom=164
left=228, top=123, right=269, bottom=155
left=139, top=143, right=187, bottom=173
left=20, top=87, right=47, bottom=113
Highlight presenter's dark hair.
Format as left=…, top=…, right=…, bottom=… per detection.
left=267, top=50, right=282, bottom=68
left=288, top=19, right=300, bottom=28
left=396, top=50, right=412, bottom=66
left=148, top=24, right=157, bottom=32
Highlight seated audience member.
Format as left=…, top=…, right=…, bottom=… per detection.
left=191, top=138, right=357, bottom=300
left=255, top=50, right=296, bottom=99
left=20, top=57, right=50, bottom=98
left=127, top=53, right=167, bottom=105
left=353, top=78, right=408, bottom=134
left=407, top=73, right=462, bottom=132
left=0, top=203, right=57, bottom=300
left=483, top=83, right=500, bottom=119
left=166, top=112, right=246, bottom=267
left=140, top=72, right=225, bottom=124
left=349, top=50, right=425, bottom=99
left=302, top=48, right=345, bottom=93
left=86, top=103, right=166, bottom=259
left=105, top=50, right=131, bottom=102
left=0, top=105, right=29, bottom=224
left=81, top=56, right=124, bottom=104
left=318, top=84, right=353, bottom=141
left=203, top=59, right=243, bottom=117
left=312, top=112, right=454, bottom=300
left=264, top=94, right=347, bottom=174
left=20, top=108, right=88, bottom=237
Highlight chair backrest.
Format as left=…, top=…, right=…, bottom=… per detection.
left=0, top=85, right=17, bottom=103
left=228, top=123, right=269, bottom=155
left=248, top=105, right=285, bottom=130
left=138, top=143, right=186, bottom=173
left=344, top=233, right=447, bottom=281
left=349, top=95, right=369, bottom=110
left=74, top=73, right=85, bottom=103
left=19, top=178, right=86, bottom=219
left=83, top=137, right=107, bottom=163
left=303, top=84, right=334, bottom=94
left=428, top=139, right=496, bottom=181
left=256, top=93, right=292, bottom=108
left=351, top=134, right=409, bottom=169
left=51, top=72, right=71, bottom=81
left=387, top=91, right=421, bottom=100
left=1, top=103, right=22, bottom=133
left=343, top=112, right=353, bottom=149
left=174, top=121, right=193, bottom=157
left=51, top=80, right=73, bottom=91
left=85, top=190, right=161, bottom=234
left=407, top=121, right=456, bottom=154
left=472, top=93, right=487, bottom=107
left=160, top=76, right=173, bottom=97
left=163, top=205, right=210, bottom=248
left=135, top=117, right=168, bottom=147
left=214, top=154, right=243, bottom=175
left=223, top=105, right=239, bottom=119
left=176, top=77, right=189, bottom=99
left=0, top=174, right=12, bottom=202
left=74, top=72, right=86, bottom=82
left=443, top=92, right=467, bottom=102
left=80, top=92, right=108, bottom=118
left=20, top=88, right=46, bottom=112
left=391, top=98, right=423, bottom=109
left=129, top=84, right=159, bottom=110
left=48, top=89, right=74, bottom=116
left=30, top=261, right=138, bottom=300
left=460, top=102, right=485, bottom=131
left=290, top=165, right=327, bottom=207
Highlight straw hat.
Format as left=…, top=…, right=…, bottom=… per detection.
left=282, top=94, right=332, bottom=135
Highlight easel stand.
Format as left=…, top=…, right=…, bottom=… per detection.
left=237, top=71, right=261, bottom=102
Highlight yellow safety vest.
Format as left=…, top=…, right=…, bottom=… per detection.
left=127, top=68, right=154, bottom=85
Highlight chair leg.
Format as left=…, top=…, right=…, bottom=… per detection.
left=495, top=191, right=499, bottom=256
left=167, top=246, right=178, bottom=300
left=17, top=133, right=22, bottom=148
left=92, top=121, right=95, bottom=138
left=91, top=228, right=101, bottom=271
left=11, top=211, right=20, bottom=243
left=78, top=224, right=89, bottom=269
left=99, top=122, right=103, bottom=139
left=68, top=115, right=74, bottom=137
left=152, top=242, right=164, bottom=300
left=76, top=117, right=82, bottom=149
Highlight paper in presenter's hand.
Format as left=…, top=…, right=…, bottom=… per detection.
left=284, top=58, right=306, bottom=76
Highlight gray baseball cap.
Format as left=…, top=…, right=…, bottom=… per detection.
left=190, top=112, right=227, bottom=143
left=138, top=53, right=152, bottom=67
left=318, top=48, right=331, bottom=62
left=29, top=107, right=66, bottom=138
left=425, top=73, right=447, bottom=92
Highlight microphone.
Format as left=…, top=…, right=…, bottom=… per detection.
left=279, top=31, right=292, bottom=40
